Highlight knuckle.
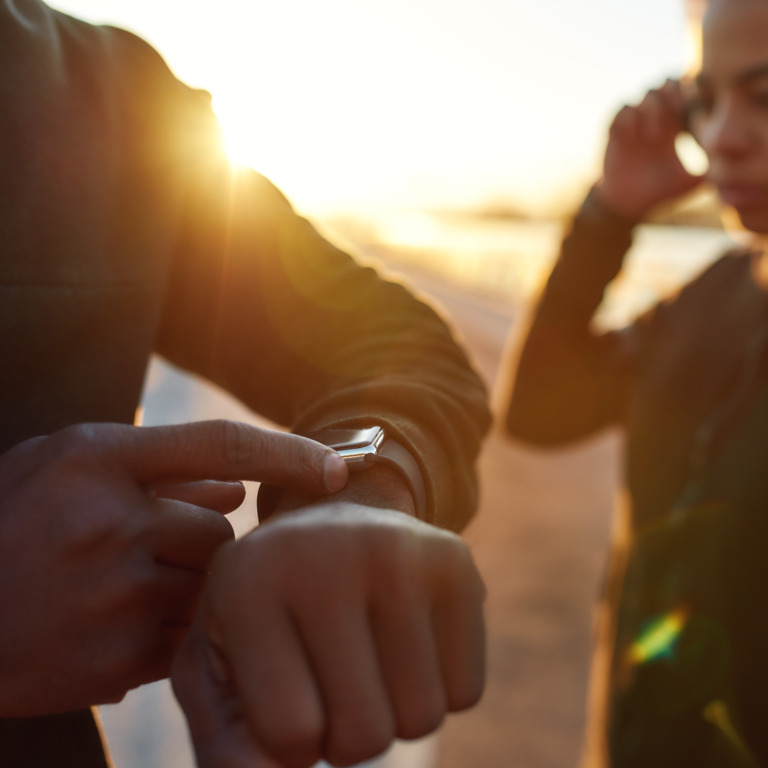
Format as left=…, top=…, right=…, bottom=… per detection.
left=642, top=90, right=659, bottom=107
left=94, top=496, right=147, bottom=552
left=260, top=716, right=323, bottom=767
left=47, top=423, right=132, bottom=474
left=49, top=423, right=97, bottom=463
left=447, top=674, right=485, bottom=712
left=58, top=422, right=96, bottom=445
left=67, top=497, right=142, bottom=558
left=448, top=533, right=476, bottom=569
left=367, top=535, right=414, bottom=595
left=429, top=536, right=485, bottom=607
left=470, top=565, right=488, bottom=604
left=453, top=536, right=482, bottom=581
left=327, top=717, right=394, bottom=767
left=396, top=699, right=445, bottom=740
left=430, top=530, right=468, bottom=569
left=610, top=107, right=629, bottom=129
left=369, top=522, right=411, bottom=563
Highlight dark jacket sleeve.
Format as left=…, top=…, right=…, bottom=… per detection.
left=502, top=189, right=639, bottom=446
left=154, top=90, right=491, bottom=532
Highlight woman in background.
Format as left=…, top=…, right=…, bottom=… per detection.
left=502, top=0, right=768, bottom=765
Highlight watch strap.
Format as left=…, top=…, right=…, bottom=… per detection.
left=373, top=436, right=427, bottom=519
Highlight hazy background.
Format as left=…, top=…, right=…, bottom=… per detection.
left=53, top=0, right=693, bottom=217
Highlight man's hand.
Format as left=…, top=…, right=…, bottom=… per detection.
left=0, top=420, right=348, bottom=716
left=595, top=79, right=705, bottom=219
left=172, top=503, right=486, bottom=768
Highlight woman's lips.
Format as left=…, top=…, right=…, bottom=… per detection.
left=718, top=184, right=768, bottom=209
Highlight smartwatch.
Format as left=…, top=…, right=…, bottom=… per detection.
left=256, top=426, right=427, bottom=520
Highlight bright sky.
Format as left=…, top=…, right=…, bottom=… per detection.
left=52, top=0, right=690, bottom=216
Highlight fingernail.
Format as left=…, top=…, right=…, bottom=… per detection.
left=323, top=452, right=348, bottom=492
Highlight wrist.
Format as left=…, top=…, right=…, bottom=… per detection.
left=276, top=463, right=417, bottom=517
left=257, top=426, right=427, bottom=522
left=582, top=185, right=643, bottom=228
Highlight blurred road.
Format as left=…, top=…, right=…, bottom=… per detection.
left=100, top=255, right=621, bottom=768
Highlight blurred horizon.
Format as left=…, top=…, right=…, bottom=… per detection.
left=53, top=0, right=694, bottom=219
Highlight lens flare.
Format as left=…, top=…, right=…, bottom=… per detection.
left=627, top=607, right=689, bottom=665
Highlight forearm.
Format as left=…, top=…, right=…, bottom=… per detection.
left=503, top=188, right=637, bottom=444
left=157, top=159, right=490, bottom=532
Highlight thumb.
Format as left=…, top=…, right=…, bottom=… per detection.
left=97, top=421, right=348, bottom=493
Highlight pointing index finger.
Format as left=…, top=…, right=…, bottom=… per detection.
left=97, top=421, right=348, bottom=494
